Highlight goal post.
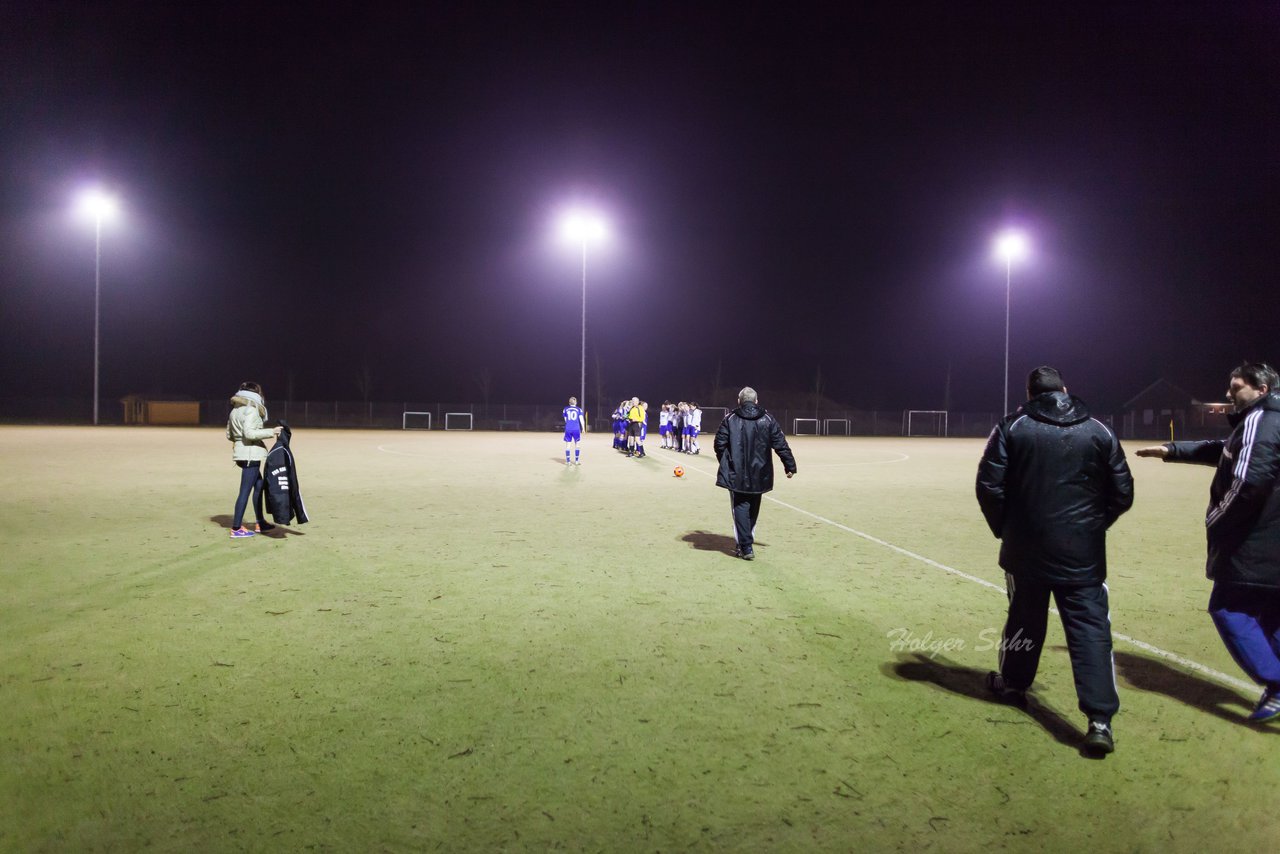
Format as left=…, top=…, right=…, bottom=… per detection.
left=402, top=411, right=432, bottom=430
left=792, top=418, right=820, bottom=436
left=444, top=412, right=473, bottom=431
left=903, top=410, right=948, bottom=437
left=823, top=418, right=851, bottom=436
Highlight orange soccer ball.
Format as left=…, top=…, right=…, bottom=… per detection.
left=673, top=466, right=685, bottom=478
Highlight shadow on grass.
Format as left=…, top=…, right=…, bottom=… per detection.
left=680, top=530, right=769, bottom=556
left=1115, top=650, right=1278, bottom=732
left=884, top=652, right=1087, bottom=753
left=209, top=515, right=303, bottom=538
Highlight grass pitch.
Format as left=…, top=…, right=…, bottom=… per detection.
left=1, top=426, right=1277, bottom=851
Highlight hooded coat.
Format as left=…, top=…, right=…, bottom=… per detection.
left=976, top=391, right=1134, bottom=586
left=226, top=393, right=274, bottom=462
left=1164, top=392, right=1280, bottom=589
left=714, top=402, right=797, bottom=494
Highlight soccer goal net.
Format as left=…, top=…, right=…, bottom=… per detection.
left=823, top=418, right=851, bottom=436
left=792, top=418, right=820, bottom=436
left=402, top=411, right=432, bottom=430
left=444, top=412, right=473, bottom=431
left=903, top=410, right=948, bottom=437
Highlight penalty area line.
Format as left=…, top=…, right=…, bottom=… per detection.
left=681, top=459, right=1256, bottom=695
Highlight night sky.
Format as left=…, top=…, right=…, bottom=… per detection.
left=2, top=3, right=1277, bottom=412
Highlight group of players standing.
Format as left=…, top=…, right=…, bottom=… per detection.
left=560, top=397, right=704, bottom=464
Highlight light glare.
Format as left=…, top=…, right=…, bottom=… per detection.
left=76, top=188, right=119, bottom=222
left=560, top=211, right=608, bottom=243
left=994, top=230, right=1029, bottom=263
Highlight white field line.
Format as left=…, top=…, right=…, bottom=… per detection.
left=684, top=458, right=1257, bottom=695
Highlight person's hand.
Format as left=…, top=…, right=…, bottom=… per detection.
left=1135, top=445, right=1168, bottom=459
left=273, top=427, right=283, bottom=438
left=786, top=471, right=795, bottom=478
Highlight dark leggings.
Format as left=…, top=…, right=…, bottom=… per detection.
left=232, top=461, right=265, bottom=529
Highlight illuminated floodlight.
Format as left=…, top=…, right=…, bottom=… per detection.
left=559, top=211, right=608, bottom=244
left=74, top=187, right=120, bottom=426
left=76, top=188, right=119, bottom=223
left=993, top=229, right=1029, bottom=264
left=993, top=228, right=1030, bottom=416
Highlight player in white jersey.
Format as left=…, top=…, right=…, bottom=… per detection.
left=688, top=402, right=702, bottom=454
left=563, top=397, right=584, bottom=465
left=658, top=401, right=672, bottom=450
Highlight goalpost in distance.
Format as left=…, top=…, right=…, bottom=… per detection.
left=902, top=410, right=948, bottom=437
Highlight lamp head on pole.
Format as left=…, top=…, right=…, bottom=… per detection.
left=993, top=229, right=1029, bottom=265
left=559, top=210, right=608, bottom=244
left=76, top=188, right=119, bottom=224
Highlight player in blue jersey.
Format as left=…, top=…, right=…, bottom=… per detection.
left=563, top=396, right=584, bottom=465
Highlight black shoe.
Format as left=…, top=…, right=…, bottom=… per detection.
left=984, top=671, right=1027, bottom=708
left=1082, top=720, right=1115, bottom=756
left=740, top=548, right=755, bottom=561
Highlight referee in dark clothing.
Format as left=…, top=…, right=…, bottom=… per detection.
left=976, top=366, right=1134, bottom=756
left=714, top=387, right=796, bottom=561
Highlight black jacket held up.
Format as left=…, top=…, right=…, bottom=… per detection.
left=714, top=402, right=796, bottom=494
left=1164, top=392, right=1280, bottom=589
left=265, top=424, right=309, bottom=525
left=976, top=391, right=1133, bottom=586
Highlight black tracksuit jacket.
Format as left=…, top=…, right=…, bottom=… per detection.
left=1164, top=392, right=1280, bottom=589
left=976, top=391, right=1133, bottom=586
left=265, top=424, right=309, bottom=525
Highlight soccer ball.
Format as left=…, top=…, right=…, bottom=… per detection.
left=673, top=466, right=685, bottom=478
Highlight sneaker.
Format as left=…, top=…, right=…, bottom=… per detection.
left=1247, top=687, right=1280, bottom=722
left=740, top=548, right=755, bottom=561
left=230, top=527, right=255, bottom=539
left=984, top=671, right=1027, bottom=708
left=254, top=522, right=276, bottom=533
left=574, top=460, right=581, bottom=466
left=1082, top=720, right=1115, bottom=756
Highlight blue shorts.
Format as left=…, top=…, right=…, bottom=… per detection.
left=658, top=425, right=670, bottom=435
left=564, top=428, right=581, bottom=442
left=684, top=426, right=698, bottom=437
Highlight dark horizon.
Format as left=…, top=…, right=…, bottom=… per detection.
left=2, top=3, right=1277, bottom=414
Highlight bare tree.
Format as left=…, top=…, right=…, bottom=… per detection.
left=475, top=367, right=493, bottom=417
left=813, top=364, right=824, bottom=419
left=355, top=357, right=373, bottom=402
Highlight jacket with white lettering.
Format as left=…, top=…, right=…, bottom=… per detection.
left=265, top=424, right=309, bottom=525
left=976, top=391, right=1134, bottom=586
left=1164, top=392, right=1280, bottom=588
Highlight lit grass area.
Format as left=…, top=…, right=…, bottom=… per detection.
left=1, top=426, right=1276, bottom=851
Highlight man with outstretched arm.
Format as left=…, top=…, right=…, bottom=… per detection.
left=1135, top=361, right=1280, bottom=724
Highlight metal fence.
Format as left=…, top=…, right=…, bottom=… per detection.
left=1, top=397, right=1230, bottom=440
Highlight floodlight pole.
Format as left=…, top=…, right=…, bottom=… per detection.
left=1003, top=255, right=1011, bottom=417
left=93, top=212, right=103, bottom=426
left=580, top=238, right=587, bottom=426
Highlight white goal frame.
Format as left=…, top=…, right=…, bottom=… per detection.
left=444, top=412, right=473, bottom=431
left=823, top=418, right=851, bottom=436
left=903, top=410, right=948, bottom=437
left=792, top=418, right=820, bottom=436
left=402, top=411, right=432, bottom=430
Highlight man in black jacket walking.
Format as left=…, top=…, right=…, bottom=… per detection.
left=1136, top=362, right=1280, bottom=724
left=976, top=366, right=1134, bottom=756
left=714, top=387, right=797, bottom=561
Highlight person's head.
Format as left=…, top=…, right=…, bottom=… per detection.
left=1025, top=367, right=1064, bottom=399
left=690, top=401, right=698, bottom=409
left=569, top=396, right=577, bottom=406
left=738, top=387, right=758, bottom=405
left=1228, top=362, right=1278, bottom=411
left=239, top=381, right=263, bottom=397
left=631, top=396, right=639, bottom=406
